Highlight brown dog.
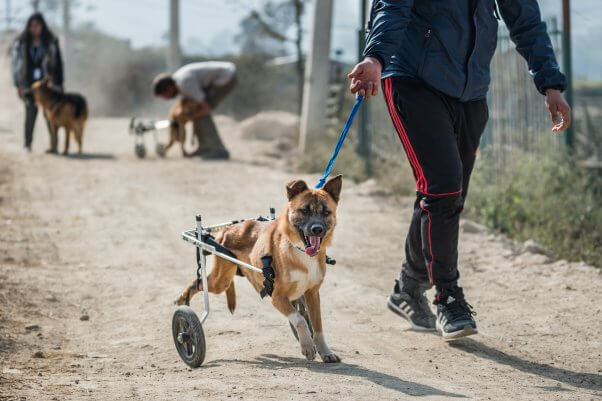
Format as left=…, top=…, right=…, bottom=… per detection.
left=176, top=175, right=343, bottom=363
left=31, top=79, right=88, bottom=155
left=165, top=98, right=197, bottom=157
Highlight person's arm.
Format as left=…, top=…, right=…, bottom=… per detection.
left=11, top=40, right=25, bottom=97
left=349, top=0, right=414, bottom=98
left=498, top=0, right=570, bottom=131
left=363, top=0, right=414, bottom=70
left=186, top=100, right=212, bottom=119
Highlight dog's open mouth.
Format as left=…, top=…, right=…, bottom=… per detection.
left=304, top=235, right=321, bottom=257
left=299, top=229, right=321, bottom=257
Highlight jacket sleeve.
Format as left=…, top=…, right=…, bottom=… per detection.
left=498, top=0, right=567, bottom=94
left=363, top=0, right=415, bottom=69
left=11, top=40, right=24, bottom=88
left=53, top=39, right=65, bottom=87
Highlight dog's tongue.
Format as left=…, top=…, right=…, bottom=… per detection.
left=305, top=236, right=321, bottom=257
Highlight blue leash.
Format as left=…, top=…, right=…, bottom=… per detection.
left=315, top=95, right=364, bottom=189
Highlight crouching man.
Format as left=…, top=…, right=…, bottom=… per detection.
left=153, top=61, right=236, bottom=160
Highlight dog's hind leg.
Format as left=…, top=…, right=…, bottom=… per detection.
left=174, top=257, right=238, bottom=306
left=305, top=288, right=340, bottom=363
left=272, top=294, right=316, bottom=361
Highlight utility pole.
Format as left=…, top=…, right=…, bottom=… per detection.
left=31, top=0, right=40, bottom=12
left=299, top=0, right=333, bottom=154
left=5, top=0, right=11, bottom=31
left=357, top=0, right=371, bottom=175
left=561, top=0, right=574, bottom=148
left=168, top=0, right=182, bottom=72
left=62, top=0, right=71, bottom=84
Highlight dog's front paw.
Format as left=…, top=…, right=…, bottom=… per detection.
left=174, top=293, right=189, bottom=306
left=300, top=339, right=317, bottom=361
left=320, top=352, right=341, bottom=363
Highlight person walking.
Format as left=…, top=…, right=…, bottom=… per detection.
left=11, top=13, right=64, bottom=153
left=348, top=0, right=571, bottom=339
left=153, top=61, right=237, bottom=160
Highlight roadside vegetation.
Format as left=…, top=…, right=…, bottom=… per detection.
left=466, top=148, right=601, bottom=267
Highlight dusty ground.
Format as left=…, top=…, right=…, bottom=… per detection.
left=1, top=69, right=601, bottom=401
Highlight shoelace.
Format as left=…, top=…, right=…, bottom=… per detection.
left=445, top=299, right=477, bottom=321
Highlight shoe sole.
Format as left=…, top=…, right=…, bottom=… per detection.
left=438, top=325, right=478, bottom=341
left=387, top=297, right=436, bottom=332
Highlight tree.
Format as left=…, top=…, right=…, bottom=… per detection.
left=235, top=0, right=306, bottom=113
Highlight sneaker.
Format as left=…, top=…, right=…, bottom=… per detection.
left=387, top=279, right=436, bottom=331
left=434, top=287, right=478, bottom=340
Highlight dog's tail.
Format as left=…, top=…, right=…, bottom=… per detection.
left=226, top=281, right=236, bottom=314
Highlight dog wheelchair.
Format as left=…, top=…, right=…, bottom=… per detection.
left=128, top=117, right=170, bottom=158
left=173, top=209, right=336, bottom=368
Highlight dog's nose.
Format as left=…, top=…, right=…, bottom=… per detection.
left=310, top=223, right=324, bottom=236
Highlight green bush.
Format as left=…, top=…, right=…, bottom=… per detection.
left=466, top=148, right=602, bottom=267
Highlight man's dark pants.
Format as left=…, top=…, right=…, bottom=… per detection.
left=192, top=76, right=237, bottom=155
left=382, top=77, right=488, bottom=296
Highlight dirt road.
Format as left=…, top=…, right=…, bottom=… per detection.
left=1, top=82, right=601, bottom=400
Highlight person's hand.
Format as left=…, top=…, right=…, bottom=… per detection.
left=348, top=57, right=382, bottom=98
left=545, top=89, right=571, bottom=133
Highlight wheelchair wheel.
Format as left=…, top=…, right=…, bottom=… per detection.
left=135, top=143, right=146, bottom=159
left=155, top=143, right=166, bottom=158
left=289, top=296, right=314, bottom=341
left=172, top=306, right=206, bottom=368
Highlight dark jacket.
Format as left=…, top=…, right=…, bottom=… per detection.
left=11, top=37, right=64, bottom=89
left=364, top=0, right=567, bottom=101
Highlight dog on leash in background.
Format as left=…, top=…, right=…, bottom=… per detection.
left=176, top=175, right=343, bottom=363
left=166, top=97, right=197, bottom=157
left=31, top=78, right=88, bottom=155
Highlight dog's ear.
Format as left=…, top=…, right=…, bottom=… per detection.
left=322, top=175, right=342, bottom=203
left=286, top=180, right=309, bottom=200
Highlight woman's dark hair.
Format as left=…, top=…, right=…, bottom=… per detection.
left=19, top=13, right=56, bottom=46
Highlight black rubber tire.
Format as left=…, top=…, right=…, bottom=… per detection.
left=155, top=143, right=166, bottom=158
left=135, top=143, right=146, bottom=159
left=172, top=306, right=206, bottom=368
left=289, top=296, right=314, bottom=341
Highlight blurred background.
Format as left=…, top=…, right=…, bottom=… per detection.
left=1, top=0, right=600, bottom=265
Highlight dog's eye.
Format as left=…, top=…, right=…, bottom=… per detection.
left=301, top=205, right=311, bottom=214
left=322, top=210, right=331, bottom=217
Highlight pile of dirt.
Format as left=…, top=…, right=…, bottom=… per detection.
left=238, top=111, right=299, bottom=142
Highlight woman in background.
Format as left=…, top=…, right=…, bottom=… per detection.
left=11, top=13, right=64, bottom=152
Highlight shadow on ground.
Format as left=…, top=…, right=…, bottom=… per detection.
left=450, top=338, right=602, bottom=391
left=64, top=153, right=115, bottom=160
left=205, top=354, right=467, bottom=398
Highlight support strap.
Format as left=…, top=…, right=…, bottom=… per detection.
left=259, top=255, right=275, bottom=298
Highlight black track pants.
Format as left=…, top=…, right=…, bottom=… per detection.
left=382, top=77, right=488, bottom=294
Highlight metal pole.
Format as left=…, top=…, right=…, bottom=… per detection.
left=62, top=0, right=71, bottom=84
left=6, top=0, right=11, bottom=31
left=357, top=0, right=372, bottom=175
left=168, top=0, right=182, bottom=72
left=195, top=216, right=210, bottom=323
left=561, top=0, right=574, bottom=148
left=299, top=0, right=334, bottom=154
